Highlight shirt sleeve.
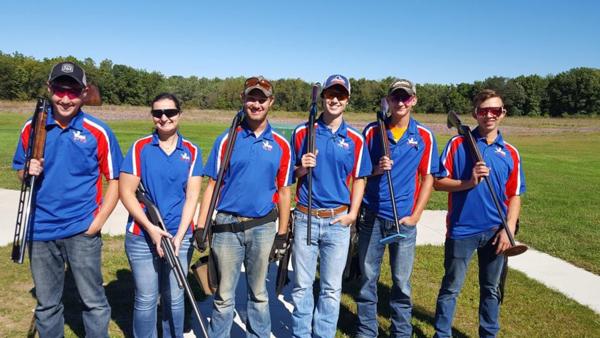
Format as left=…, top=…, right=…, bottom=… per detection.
left=353, top=135, right=372, bottom=178
left=203, top=133, right=225, bottom=180
left=120, top=143, right=136, bottom=175
left=418, top=129, right=440, bottom=177
left=103, top=127, right=123, bottom=180
left=190, top=144, right=203, bottom=177
left=505, top=145, right=526, bottom=197
left=12, top=120, right=32, bottom=171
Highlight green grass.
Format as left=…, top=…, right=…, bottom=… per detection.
left=1, top=238, right=598, bottom=337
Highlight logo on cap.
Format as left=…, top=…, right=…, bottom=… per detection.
left=61, top=63, right=75, bottom=73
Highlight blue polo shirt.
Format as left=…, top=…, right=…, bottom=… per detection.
left=437, top=129, right=526, bottom=238
left=12, top=109, right=123, bottom=241
left=291, top=116, right=372, bottom=209
left=121, top=132, right=203, bottom=236
left=362, top=118, right=440, bottom=221
left=203, top=121, right=293, bottom=218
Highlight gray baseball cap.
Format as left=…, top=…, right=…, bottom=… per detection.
left=388, top=79, right=416, bottom=96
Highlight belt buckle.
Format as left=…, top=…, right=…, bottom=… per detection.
left=328, top=208, right=335, bottom=218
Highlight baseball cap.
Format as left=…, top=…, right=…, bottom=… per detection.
left=243, top=76, right=273, bottom=97
left=48, top=62, right=87, bottom=87
left=321, top=74, right=351, bottom=96
left=388, top=79, right=416, bottom=96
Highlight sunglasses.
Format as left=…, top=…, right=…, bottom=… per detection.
left=323, top=90, right=349, bottom=101
left=150, top=109, right=180, bottom=118
left=476, top=106, right=505, bottom=117
left=244, top=77, right=272, bottom=92
left=245, top=95, right=269, bottom=104
left=390, top=91, right=415, bottom=105
left=51, top=85, right=84, bottom=100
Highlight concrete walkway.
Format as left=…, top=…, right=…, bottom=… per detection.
left=0, top=188, right=598, bottom=337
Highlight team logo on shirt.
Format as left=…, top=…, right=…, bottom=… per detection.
left=180, top=152, right=191, bottom=162
left=72, top=130, right=87, bottom=143
left=337, top=139, right=349, bottom=149
left=407, top=137, right=418, bottom=147
left=495, top=146, right=506, bottom=157
left=262, top=140, right=273, bottom=151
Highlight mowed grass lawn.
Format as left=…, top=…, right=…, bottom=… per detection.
left=0, top=111, right=599, bottom=336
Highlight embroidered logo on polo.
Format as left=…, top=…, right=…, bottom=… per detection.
left=337, top=138, right=350, bottom=149
left=72, top=130, right=87, bottom=143
left=495, top=146, right=506, bottom=157
left=180, top=152, right=191, bottom=162
left=262, top=140, right=273, bottom=151
left=407, top=137, right=418, bottom=147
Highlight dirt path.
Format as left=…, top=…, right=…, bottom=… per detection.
left=3, top=100, right=600, bottom=136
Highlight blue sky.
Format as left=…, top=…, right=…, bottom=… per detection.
left=1, top=0, right=599, bottom=84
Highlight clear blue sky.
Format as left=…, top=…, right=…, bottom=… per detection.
left=1, top=0, right=599, bottom=84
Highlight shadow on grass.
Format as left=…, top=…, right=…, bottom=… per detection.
left=339, top=279, right=469, bottom=338
left=60, top=268, right=134, bottom=337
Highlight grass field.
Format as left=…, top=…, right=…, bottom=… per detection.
left=0, top=237, right=598, bottom=337
left=1, top=107, right=599, bottom=336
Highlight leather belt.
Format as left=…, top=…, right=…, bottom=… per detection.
left=212, top=208, right=278, bottom=233
left=296, top=204, right=348, bottom=218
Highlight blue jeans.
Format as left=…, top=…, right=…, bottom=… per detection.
left=433, top=228, right=505, bottom=338
left=125, top=231, right=194, bottom=338
left=30, top=232, right=111, bottom=338
left=356, top=210, right=417, bottom=338
left=208, top=213, right=276, bottom=338
left=291, top=209, right=350, bottom=338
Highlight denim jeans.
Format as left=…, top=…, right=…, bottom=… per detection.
left=125, top=231, right=194, bottom=338
left=30, top=232, right=111, bottom=338
left=208, top=213, right=276, bottom=338
left=356, top=210, right=417, bottom=338
left=433, top=228, right=505, bottom=338
left=291, top=209, right=350, bottom=338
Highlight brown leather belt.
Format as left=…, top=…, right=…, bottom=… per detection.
left=296, top=204, right=348, bottom=218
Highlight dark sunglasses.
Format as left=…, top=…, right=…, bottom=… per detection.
left=244, top=77, right=272, bottom=92
left=389, top=90, right=414, bottom=105
left=151, top=109, right=180, bottom=118
left=51, top=85, right=84, bottom=100
left=476, top=106, right=505, bottom=117
left=323, top=90, right=349, bottom=101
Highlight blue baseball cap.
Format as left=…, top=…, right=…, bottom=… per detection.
left=321, top=74, right=351, bottom=97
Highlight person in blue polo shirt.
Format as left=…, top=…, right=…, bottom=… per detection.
left=290, top=74, right=372, bottom=338
left=196, top=76, right=293, bottom=338
left=12, top=62, right=123, bottom=338
left=358, top=79, right=439, bottom=337
left=119, top=93, right=202, bottom=337
left=433, top=89, right=526, bottom=338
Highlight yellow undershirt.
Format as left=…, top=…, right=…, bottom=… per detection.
left=389, top=126, right=407, bottom=142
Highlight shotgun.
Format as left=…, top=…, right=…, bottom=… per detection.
left=135, top=184, right=208, bottom=338
left=305, top=83, right=320, bottom=245
left=11, top=99, right=49, bottom=264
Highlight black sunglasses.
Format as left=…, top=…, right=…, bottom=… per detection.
left=150, top=109, right=180, bottom=118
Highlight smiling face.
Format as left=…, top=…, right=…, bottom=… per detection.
left=322, top=85, right=349, bottom=119
left=242, top=89, right=273, bottom=125
left=387, top=89, right=417, bottom=120
left=152, top=98, right=181, bottom=135
left=48, top=77, right=86, bottom=125
left=473, top=96, right=506, bottom=134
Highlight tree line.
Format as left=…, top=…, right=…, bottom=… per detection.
left=1, top=51, right=599, bottom=116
